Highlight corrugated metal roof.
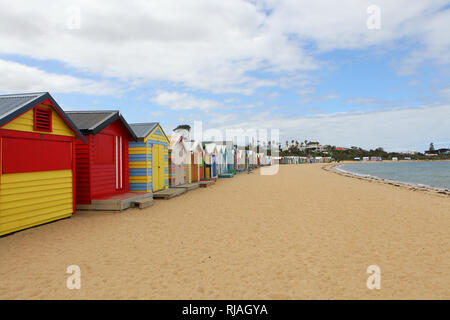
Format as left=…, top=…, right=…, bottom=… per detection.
left=129, top=122, right=158, bottom=138
left=65, top=111, right=117, bottom=131
left=0, top=92, right=47, bottom=121
left=66, top=110, right=137, bottom=140
left=0, top=92, right=86, bottom=143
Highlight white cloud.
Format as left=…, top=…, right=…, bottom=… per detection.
left=438, top=87, right=450, bottom=102
left=151, top=91, right=221, bottom=111
left=2, top=1, right=448, bottom=94
left=0, top=0, right=315, bottom=94
left=0, top=58, right=115, bottom=95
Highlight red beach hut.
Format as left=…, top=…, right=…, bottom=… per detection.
left=66, top=111, right=137, bottom=205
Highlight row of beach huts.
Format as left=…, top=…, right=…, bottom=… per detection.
left=0, top=92, right=279, bottom=236
left=279, top=156, right=333, bottom=164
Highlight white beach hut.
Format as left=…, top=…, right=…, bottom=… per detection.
left=168, top=133, right=188, bottom=187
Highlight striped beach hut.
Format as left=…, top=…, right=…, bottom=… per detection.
left=248, top=150, right=256, bottom=169
left=216, top=144, right=226, bottom=175
left=128, top=123, right=169, bottom=192
left=203, top=143, right=218, bottom=179
left=168, top=133, right=188, bottom=187
left=184, top=140, right=204, bottom=183
left=0, top=92, right=86, bottom=236
left=225, top=144, right=235, bottom=173
left=66, top=110, right=137, bottom=205
left=257, top=153, right=263, bottom=166
left=237, top=149, right=246, bottom=171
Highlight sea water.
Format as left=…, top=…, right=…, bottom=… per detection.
left=336, top=161, right=450, bottom=191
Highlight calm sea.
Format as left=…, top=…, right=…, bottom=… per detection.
left=336, top=161, right=450, bottom=191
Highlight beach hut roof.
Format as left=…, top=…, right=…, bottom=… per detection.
left=216, top=145, right=226, bottom=153
left=203, top=140, right=234, bottom=148
left=205, top=143, right=217, bottom=154
left=0, top=92, right=86, bottom=143
left=66, top=110, right=137, bottom=140
left=184, top=140, right=204, bottom=152
left=130, top=122, right=169, bottom=141
left=130, top=122, right=157, bottom=137
left=169, top=133, right=188, bottom=151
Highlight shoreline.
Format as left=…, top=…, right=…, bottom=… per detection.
left=323, top=162, right=450, bottom=198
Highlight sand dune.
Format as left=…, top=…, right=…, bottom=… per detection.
left=0, top=164, right=449, bottom=299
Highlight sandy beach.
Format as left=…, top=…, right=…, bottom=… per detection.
left=0, top=164, right=449, bottom=299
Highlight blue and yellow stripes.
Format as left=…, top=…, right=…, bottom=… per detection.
left=130, top=182, right=152, bottom=192
left=129, top=140, right=153, bottom=192
left=128, top=125, right=169, bottom=192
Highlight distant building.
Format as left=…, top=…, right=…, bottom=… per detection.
left=305, top=141, right=322, bottom=152
left=424, top=152, right=438, bottom=156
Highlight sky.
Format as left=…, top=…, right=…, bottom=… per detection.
left=0, top=0, right=449, bottom=152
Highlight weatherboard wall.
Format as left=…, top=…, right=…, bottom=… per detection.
left=129, top=124, right=169, bottom=192
left=73, top=119, right=132, bottom=204
left=0, top=101, right=77, bottom=236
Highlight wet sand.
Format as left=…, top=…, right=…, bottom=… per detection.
left=0, top=164, right=449, bottom=299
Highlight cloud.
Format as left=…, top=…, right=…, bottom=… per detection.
left=2, top=1, right=448, bottom=94
left=151, top=91, right=221, bottom=111
left=438, top=87, right=450, bottom=102
left=0, top=58, right=115, bottom=95
left=346, top=97, right=381, bottom=105
left=0, top=0, right=316, bottom=94
left=211, top=104, right=450, bottom=152
left=297, top=88, right=339, bottom=104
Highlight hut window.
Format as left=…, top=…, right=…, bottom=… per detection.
left=34, top=107, right=52, bottom=132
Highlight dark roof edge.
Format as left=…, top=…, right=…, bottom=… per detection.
left=130, top=122, right=169, bottom=142
left=0, top=92, right=87, bottom=143
left=82, top=111, right=137, bottom=140
left=119, top=113, right=138, bottom=141
left=130, top=122, right=157, bottom=138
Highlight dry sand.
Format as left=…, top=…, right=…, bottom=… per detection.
left=0, top=164, right=449, bottom=299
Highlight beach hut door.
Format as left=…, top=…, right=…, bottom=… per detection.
left=191, top=153, right=198, bottom=182
left=158, top=144, right=165, bottom=189
left=152, top=144, right=165, bottom=191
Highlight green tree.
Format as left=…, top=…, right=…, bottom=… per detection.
left=174, top=124, right=191, bottom=131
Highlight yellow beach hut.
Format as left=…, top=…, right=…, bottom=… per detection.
left=129, top=123, right=169, bottom=192
left=0, top=92, right=86, bottom=236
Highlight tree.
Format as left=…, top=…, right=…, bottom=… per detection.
left=429, top=143, right=435, bottom=152
left=174, top=124, right=191, bottom=131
